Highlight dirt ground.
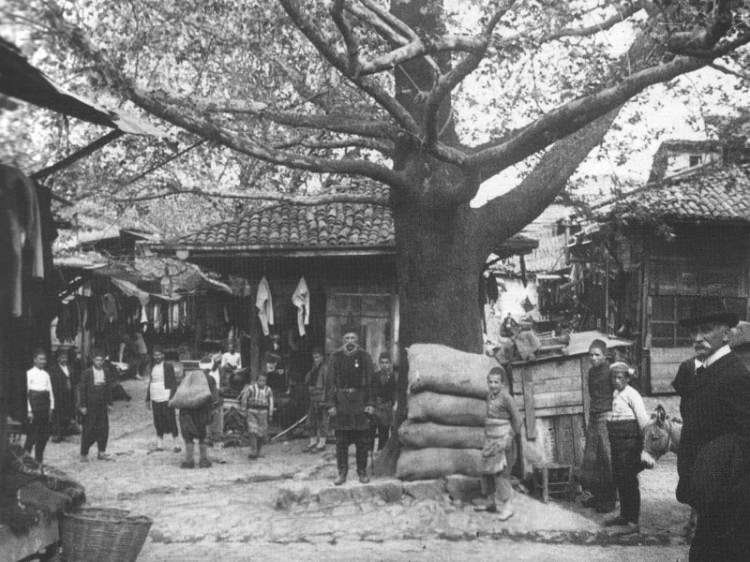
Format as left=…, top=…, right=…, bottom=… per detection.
left=40, top=381, right=691, bottom=561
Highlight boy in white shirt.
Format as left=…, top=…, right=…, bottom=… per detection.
left=605, top=361, right=648, bottom=532
left=25, top=349, right=55, bottom=464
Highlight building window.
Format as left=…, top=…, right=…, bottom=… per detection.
left=650, top=295, right=748, bottom=347
left=689, top=154, right=702, bottom=167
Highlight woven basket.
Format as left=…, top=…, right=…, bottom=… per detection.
left=61, top=507, right=152, bottom=562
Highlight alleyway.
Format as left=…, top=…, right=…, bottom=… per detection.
left=41, top=380, right=691, bottom=561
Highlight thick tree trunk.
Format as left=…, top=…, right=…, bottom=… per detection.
left=375, top=165, right=489, bottom=477
left=392, top=178, right=486, bottom=354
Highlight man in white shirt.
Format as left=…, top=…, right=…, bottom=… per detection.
left=221, top=341, right=242, bottom=370
left=146, top=346, right=180, bottom=452
left=25, top=349, right=55, bottom=463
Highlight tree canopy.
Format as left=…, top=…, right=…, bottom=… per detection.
left=0, top=1, right=747, bottom=239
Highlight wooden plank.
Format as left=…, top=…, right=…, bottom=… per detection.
left=533, top=391, right=582, bottom=409
left=571, top=414, right=586, bottom=467
left=581, top=357, right=590, bottom=427
left=554, top=416, right=576, bottom=466
left=535, top=405, right=584, bottom=417
left=521, top=368, right=537, bottom=440
left=534, top=377, right=581, bottom=393
left=526, top=360, right=582, bottom=382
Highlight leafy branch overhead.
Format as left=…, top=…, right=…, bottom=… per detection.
left=7, top=0, right=750, bottom=215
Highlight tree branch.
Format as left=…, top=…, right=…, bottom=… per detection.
left=278, top=0, right=421, bottom=136
left=469, top=54, right=718, bottom=178
left=128, top=87, right=405, bottom=186
left=331, top=0, right=360, bottom=76
left=546, top=1, right=643, bottom=41
left=423, top=2, right=515, bottom=148
left=112, top=188, right=389, bottom=205
left=359, top=0, right=418, bottom=43
left=476, top=107, right=621, bottom=243
left=709, top=61, right=750, bottom=82
left=41, top=3, right=407, bottom=189
left=192, top=96, right=398, bottom=141
left=345, top=2, right=410, bottom=47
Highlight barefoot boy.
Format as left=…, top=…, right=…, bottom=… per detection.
left=477, top=366, right=522, bottom=521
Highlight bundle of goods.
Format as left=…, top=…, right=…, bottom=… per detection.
left=1, top=444, right=86, bottom=534
left=396, top=344, right=497, bottom=480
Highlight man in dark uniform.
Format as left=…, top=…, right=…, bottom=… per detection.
left=677, top=300, right=750, bottom=561
left=326, top=327, right=375, bottom=485
left=78, top=349, right=114, bottom=462
left=48, top=347, right=79, bottom=441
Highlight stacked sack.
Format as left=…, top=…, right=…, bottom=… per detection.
left=396, top=343, right=499, bottom=480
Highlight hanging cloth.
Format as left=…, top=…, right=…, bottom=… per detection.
left=255, top=276, right=274, bottom=336
left=1, top=164, right=45, bottom=317
left=291, top=276, right=310, bottom=336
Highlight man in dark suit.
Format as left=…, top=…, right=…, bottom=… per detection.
left=48, top=347, right=79, bottom=441
left=677, top=300, right=750, bottom=561
left=78, top=349, right=114, bottom=461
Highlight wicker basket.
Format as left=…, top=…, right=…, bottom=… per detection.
left=61, top=507, right=152, bottom=562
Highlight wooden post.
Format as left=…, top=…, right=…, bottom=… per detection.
left=580, top=357, right=590, bottom=428
left=521, top=366, right=537, bottom=440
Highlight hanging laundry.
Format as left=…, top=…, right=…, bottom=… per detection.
left=291, top=276, right=310, bottom=336
left=255, top=276, right=274, bottom=336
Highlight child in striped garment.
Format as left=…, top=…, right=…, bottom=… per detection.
left=239, top=373, right=274, bottom=459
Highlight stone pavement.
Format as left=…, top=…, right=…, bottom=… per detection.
left=39, top=380, right=691, bottom=560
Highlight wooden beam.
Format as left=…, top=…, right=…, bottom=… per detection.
left=31, top=130, right=124, bottom=180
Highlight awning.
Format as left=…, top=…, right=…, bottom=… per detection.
left=0, top=37, right=162, bottom=135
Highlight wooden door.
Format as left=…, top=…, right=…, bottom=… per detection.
left=326, top=293, right=392, bottom=361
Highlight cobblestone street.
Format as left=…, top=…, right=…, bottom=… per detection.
left=41, top=380, right=691, bottom=561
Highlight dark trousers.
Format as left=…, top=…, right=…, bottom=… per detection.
left=370, top=422, right=390, bottom=451
left=608, top=420, right=643, bottom=523
left=81, top=401, right=109, bottom=455
left=152, top=400, right=178, bottom=438
left=25, top=410, right=50, bottom=463
left=335, top=429, right=370, bottom=476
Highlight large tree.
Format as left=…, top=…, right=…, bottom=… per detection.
left=6, top=0, right=750, bottom=353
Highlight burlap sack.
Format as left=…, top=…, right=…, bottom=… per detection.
left=168, top=370, right=211, bottom=409
left=407, top=391, right=486, bottom=426
left=398, top=420, right=484, bottom=449
left=396, top=447, right=483, bottom=480
left=407, top=343, right=497, bottom=399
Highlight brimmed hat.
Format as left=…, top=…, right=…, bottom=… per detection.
left=678, top=298, right=739, bottom=328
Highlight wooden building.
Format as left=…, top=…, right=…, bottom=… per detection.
left=149, top=198, right=537, bottom=382
left=571, top=139, right=750, bottom=393
left=512, top=331, right=632, bottom=469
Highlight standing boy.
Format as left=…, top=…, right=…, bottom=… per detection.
left=370, top=352, right=396, bottom=452
left=239, top=373, right=274, bottom=459
left=604, top=362, right=649, bottom=533
left=304, top=348, right=328, bottom=452
left=580, top=339, right=616, bottom=513
left=78, top=349, right=113, bottom=461
left=48, top=347, right=78, bottom=442
left=476, top=366, right=522, bottom=521
left=25, top=349, right=55, bottom=464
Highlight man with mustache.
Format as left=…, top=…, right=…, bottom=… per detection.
left=326, top=327, right=375, bottom=485
left=677, top=300, right=750, bottom=561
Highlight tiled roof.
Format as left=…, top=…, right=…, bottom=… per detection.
left=603, top=165, right=750, bottom=223
left=172, top=201, right=394, bottom=249
left=157, top=199, right=536, bottom=257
